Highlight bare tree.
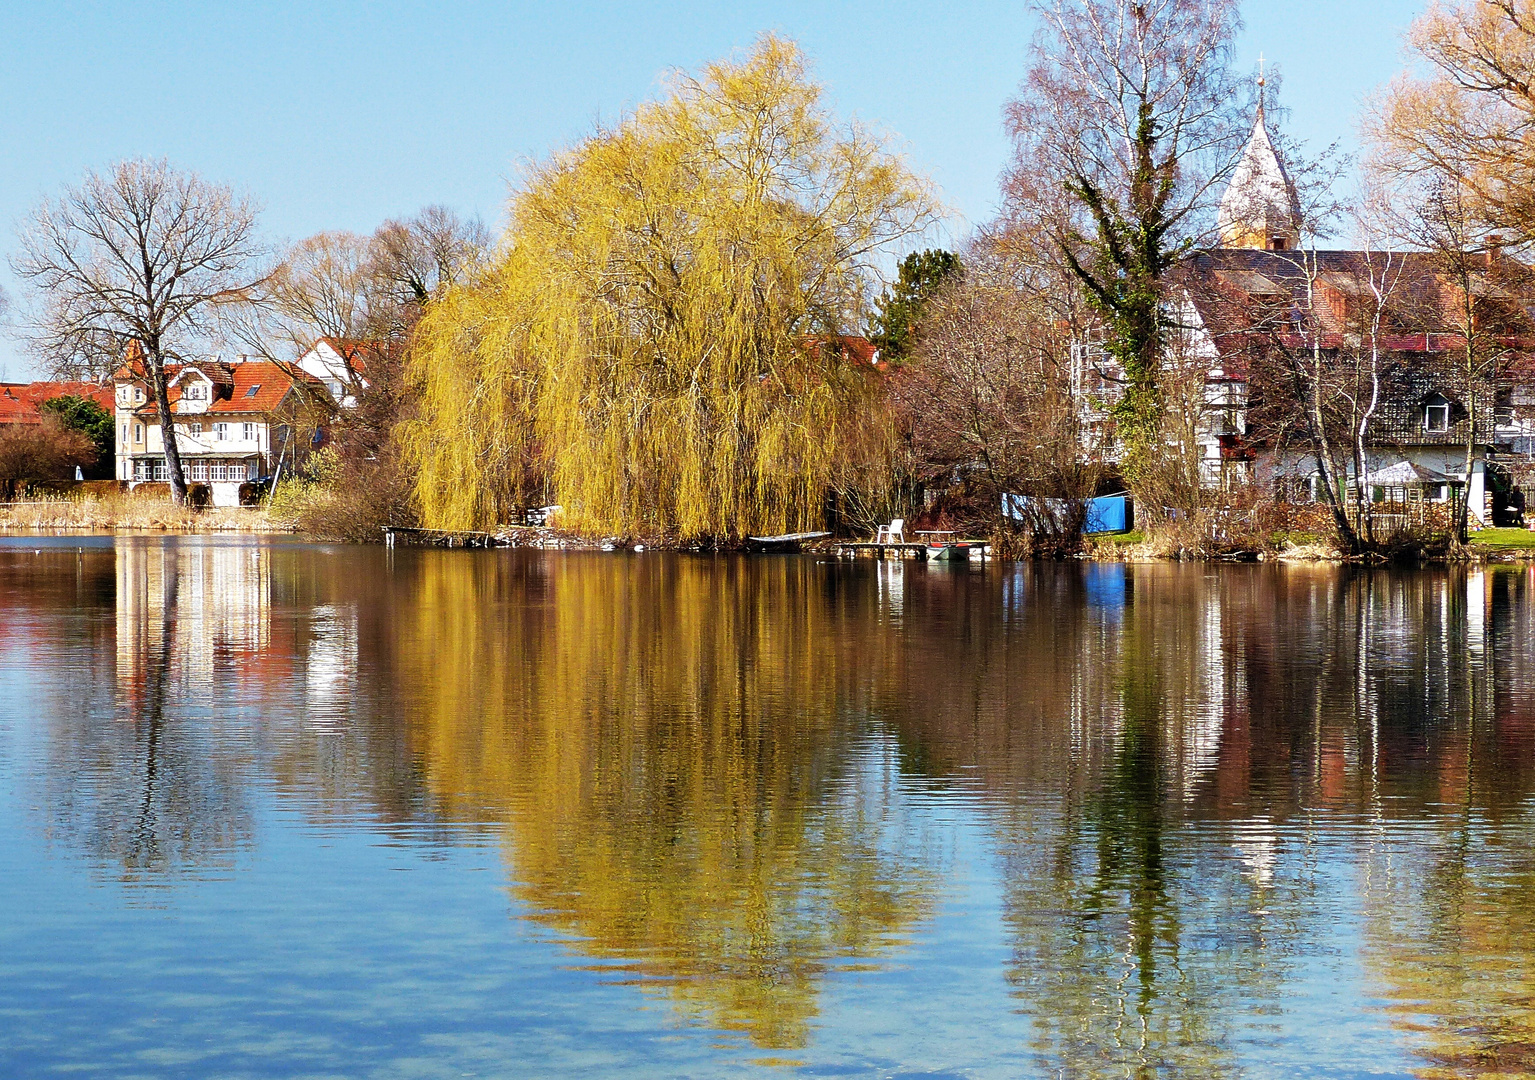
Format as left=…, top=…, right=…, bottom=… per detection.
left=1367, top=0, right=1535, bottom=246
left=12, top=160, right=266, bottom=504
left=370, top=204, right=489, bottom=316
left=1004, top=0, right=1247, bottom=498
left=1398, top=178, right=1526, bottom=544
left=894, top=246, right=1105, bottom=552
left=241, top=206, right=488, bottom=395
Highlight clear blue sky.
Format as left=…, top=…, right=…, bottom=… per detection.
left=0, top=0, right=1426, bottom=379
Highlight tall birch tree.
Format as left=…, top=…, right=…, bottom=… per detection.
left=1004, top=0, right=1247, bottom=504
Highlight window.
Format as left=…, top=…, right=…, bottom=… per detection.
left=133, top=423, right=143, bottom=442
left=188, top=422, right=202, bottom=436
left=328, top=380, right=344, bottom=399
left=244, top=384, right=261, bottom=398
left=1425, top=403, right=1451, bottom=433
left=121, top=423, right=128, bottom=445
left=213, top=422, right=229, bottom=441
left=152, top=460, right=169, bottom=482
left=1270, top=236, right=1289, bottom=251
left=183, top=382, right=207, bottom=402
left=190, top=461, right=207, bottom=482
left=134, top=387, right=144, bottom=404
left=211, top=463, right=226, bottom=481
left=242, top=422, right=257, bottom=441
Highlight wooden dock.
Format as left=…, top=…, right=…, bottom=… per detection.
left=832, top=541, right=993, bottom=561
left=832, top=541, right=931, bottom=559
left=382, top=526, right=504, bottom=549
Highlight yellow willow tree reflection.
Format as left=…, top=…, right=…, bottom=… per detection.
left=388, top=552, right=936, bottom=1050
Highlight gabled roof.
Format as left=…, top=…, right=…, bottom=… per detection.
left=128, top=360, right=326, bottom=420
left=311, top=337, right=376, bottom=375
left=1180, top=248, right=1535, bottom=357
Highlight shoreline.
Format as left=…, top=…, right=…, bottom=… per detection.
left=5, top=507, right=1534, bottom=564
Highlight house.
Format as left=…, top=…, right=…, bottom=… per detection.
left=1099, top=102, right=1535, bottom=526
left=112, top=349, right=330, bottom=506
left=295, top=337, right=374, bottom=408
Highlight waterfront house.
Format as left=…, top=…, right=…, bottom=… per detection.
left=1071, top=103, right=1535, bottom=526
left=295, top=337, right=374, bottom=408
left=113, top=352, right=331, bottom=506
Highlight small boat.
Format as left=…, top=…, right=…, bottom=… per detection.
left=925, top=541, right=982, bottom=562
left=746, top=531, right=830, bottom=553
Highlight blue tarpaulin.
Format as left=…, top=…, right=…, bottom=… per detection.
left=1002, top=493, right=1133, bottom=534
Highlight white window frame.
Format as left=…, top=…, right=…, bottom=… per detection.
left=242, top=422, right=257, bottom=442
left=1425, top=404, right=1451, bottom=433
left=213, top=422, right=229, bottom=441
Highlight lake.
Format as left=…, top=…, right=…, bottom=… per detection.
left=2, top=535, right=1533, bottom=1079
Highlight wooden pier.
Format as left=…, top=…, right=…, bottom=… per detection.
left=832, top=541, right=932, bottom=559
left=382, top=526, right=504, bottom=549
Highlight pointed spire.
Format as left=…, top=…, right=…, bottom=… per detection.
left=1217, top=94, right=1300, bottom=251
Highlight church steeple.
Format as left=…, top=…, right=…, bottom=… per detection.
left=1217, top=83, right=1301, bottom=251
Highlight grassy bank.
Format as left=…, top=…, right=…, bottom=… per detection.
left=0, top=492, right=292, bottom=532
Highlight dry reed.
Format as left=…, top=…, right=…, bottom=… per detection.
left=0, top=492, right=289, bottom=532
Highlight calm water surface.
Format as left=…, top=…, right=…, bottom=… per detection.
left=3, top=536, right=1534, bottom=1079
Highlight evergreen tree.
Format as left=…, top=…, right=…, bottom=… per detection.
left=868, top=249, right=960, bottom=365
left=39, top=395, right=114, bottom=478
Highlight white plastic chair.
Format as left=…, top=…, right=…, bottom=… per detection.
left=876, top=518, right=906, bottom=543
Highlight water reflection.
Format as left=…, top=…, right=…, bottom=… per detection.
left=391, top=555, right=939, bottom=1051
left=7, top=541, right=1535, bottom=1075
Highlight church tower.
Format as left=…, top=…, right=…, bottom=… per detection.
left=1217, top=101, right=1301, bottom=251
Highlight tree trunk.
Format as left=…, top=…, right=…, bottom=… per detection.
left=148, top=348, right=188, bottom=506
left=1307, top=349, right=1360, bottom=554
left=1457, top=393, right=1476, bottom=546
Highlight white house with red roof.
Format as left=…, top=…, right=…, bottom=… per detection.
left=295, top=338, right=372, bottom=408
left=113, top=354, right=329, bottom=506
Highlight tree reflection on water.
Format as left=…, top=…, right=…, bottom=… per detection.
left=15, top=541, right=1535, bottom=1073
left=389, top=554, right=939, bottom=1052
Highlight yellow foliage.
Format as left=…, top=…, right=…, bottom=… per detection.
left=389, top=553, right=936, bottom=1049
left=402, top=35, right=938, bottom=538
left=1367, top=0, right=1535, bottom=239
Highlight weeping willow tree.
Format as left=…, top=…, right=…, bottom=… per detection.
left=403, top=35, right=938, bottom=537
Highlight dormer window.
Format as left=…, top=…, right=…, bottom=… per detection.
left=1425, top=402, right=1451, bottom=433
left=183, top=382, right=208, bottom=402
left=134, top=387, right=144, bottom=404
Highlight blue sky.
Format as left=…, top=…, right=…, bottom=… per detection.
left=0, top=1, right=1426, bottom=379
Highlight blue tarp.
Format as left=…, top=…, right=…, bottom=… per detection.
left=1002, top=493, right=1133, bottom=534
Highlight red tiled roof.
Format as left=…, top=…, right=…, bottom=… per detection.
left=803, top=336, right=881, bottom=368
left=127, top=360, right=326, bottom=420
left=0, top=381, right=115, bottom=426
